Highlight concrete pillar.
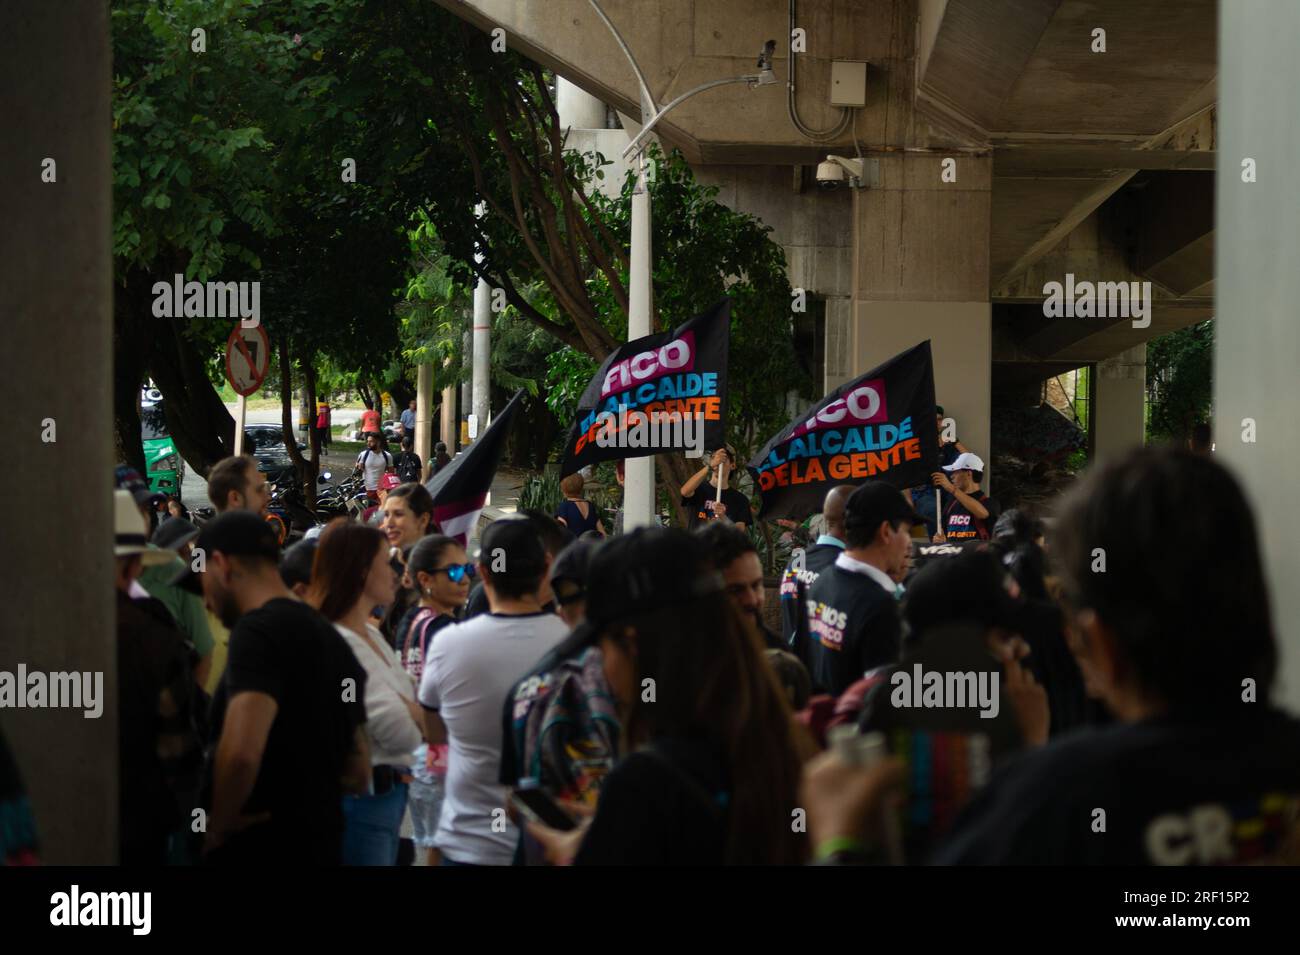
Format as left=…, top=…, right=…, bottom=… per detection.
left=1217, top=0, right=1300, bottom=713
left=460, top=328, right=473, bottom=443
left=1092, top=345, right=1146, bottom=462
left=556, top=76, right=606, bottom=130
left=471, top=277, right=491, bottom=439
left=0, top=1, right=116, bottom=863
left=440, top=356, right=457, bottom=452
left=415, top=361, right=433, bottom=468
left=849, top=154, right=992, bottom=483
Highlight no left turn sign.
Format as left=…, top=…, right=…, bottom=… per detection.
left=225, top=325, right=271, bottom=397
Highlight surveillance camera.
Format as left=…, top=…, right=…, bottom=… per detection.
left=815, top=160, right=845, bottom=190
left=757, top=39, right=776, bottom=70
left=816, top=155, right=871, bottom=189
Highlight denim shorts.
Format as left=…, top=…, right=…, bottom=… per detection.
left=407, top=776, right=446, bottom=849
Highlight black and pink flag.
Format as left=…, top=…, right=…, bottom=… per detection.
left=424, top=389, right=525, bottom=545
left=749, top=341, right=939, bottom=521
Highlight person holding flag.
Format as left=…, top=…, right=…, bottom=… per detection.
left=931, top=452, right=999, bottom=544
left=679, top=446, right=753, bottom=531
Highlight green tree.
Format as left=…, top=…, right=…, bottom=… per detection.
left=1146, top=321, right=1214, bottom=444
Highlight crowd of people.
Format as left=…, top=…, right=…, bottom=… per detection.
left=95, top=422, right=1300, bottom=866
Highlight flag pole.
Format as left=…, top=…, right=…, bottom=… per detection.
left=716, top=459, right=726, bottom=505
left=934, top=487, right=942, bottom=538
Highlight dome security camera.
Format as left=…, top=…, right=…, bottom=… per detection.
left=816, top=160, right=845, bottom=190
left=816, top=155, right=872, bottom=189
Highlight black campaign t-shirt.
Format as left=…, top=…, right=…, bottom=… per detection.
left=779, top=540, right=844, bottom=652
left=802, top=563, right=901, bottom=696
left=943, top=491, right=998, bottom=542
left=683, top=484, right=753, bottom=530
left=935, top=709, right=1300, bottom=865
left=205, top=598, right=366, bottom=860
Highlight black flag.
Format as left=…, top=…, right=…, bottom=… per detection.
left=749, top=341, right=939, bottom=521
left=559, top=300, right=730, bottom=476
left=424, top=389, right=525, bottom=545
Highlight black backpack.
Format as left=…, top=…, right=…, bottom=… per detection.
left=397, top=451, right=422, bottom=485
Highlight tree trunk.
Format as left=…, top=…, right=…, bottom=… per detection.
left=116, top=267, right=234, bottom=478
left=112, top=279, right=149, bottom=475
left=278, top=335, right=318, bottom=507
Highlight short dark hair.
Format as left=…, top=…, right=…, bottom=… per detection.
left=844, top=518, right=904, bottom=550
left=1053, top=447, right=1276, bottom=712
left=208, top=455, right=255, bottom=511
left=695, top=521, right=756, bottom=571
left=765, top=649, right=811, bottom=710
left=521, top=509, right=574, bottom=558
left=401, top=434, right=413, bottom=450
left=479, top=518, right=549, bottom=600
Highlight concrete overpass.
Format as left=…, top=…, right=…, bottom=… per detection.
left=435, top=0, right=1218, bottom=468
left=14, top=0, right=1300, bottom=864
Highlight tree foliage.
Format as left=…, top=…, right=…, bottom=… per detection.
left=1146, top=320, right=1213, bottom=444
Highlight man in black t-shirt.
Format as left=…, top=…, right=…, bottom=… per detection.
left=174, top=512, right=369, bottom=865
left=802, top=482, right=922, bottom=696
left=679, top=447, right=753, bottom=531
left=931, top=452, right=998, bottom=544
left=937, top=448, right=1300, bottom=864
left=780, top=484, right=856, bottom=652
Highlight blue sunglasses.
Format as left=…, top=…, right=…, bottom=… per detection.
left=433, top=563, right=477, bottom=583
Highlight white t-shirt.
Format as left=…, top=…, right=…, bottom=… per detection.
left=417, top=611, right=568, bottom=865
left=356, top=447, right=392, bottom=490
left=334, top=622, right=421, bottom=768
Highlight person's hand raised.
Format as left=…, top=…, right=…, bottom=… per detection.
left=1001, top=642, right=1049, bottom=746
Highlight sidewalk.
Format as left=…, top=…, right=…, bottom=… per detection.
left=470, top=466, right=530, bottom=543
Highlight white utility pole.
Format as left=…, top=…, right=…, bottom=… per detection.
left=471, top=203, right=491, bottom=441
left=587, top=0, right=775, bottom=529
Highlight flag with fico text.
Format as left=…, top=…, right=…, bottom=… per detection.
left=749, top=341, right=939, bottom=521
left=558, top=300, right=730, bottom=477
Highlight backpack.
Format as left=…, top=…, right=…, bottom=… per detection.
left=397, top=451, right=422, bottom=485
left=511, top=646, right=620, bottom=805
left=359, top=448, right=393, bottom=472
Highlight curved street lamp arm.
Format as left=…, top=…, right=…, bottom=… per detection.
left=621, top=75, right=760, bottom=159
left=588, top=0, right=659, bottom=118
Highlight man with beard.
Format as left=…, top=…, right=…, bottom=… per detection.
left=696, top=523, right=782, bottom=650
left=173, top=511, right=371, bottom=865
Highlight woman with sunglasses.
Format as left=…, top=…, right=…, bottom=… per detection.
left=401, top=534, right=474, bottom=866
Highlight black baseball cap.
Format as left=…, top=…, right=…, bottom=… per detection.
left=171, top=510, right=282, bottom=594
left=476, top=517, right=548, bottom=579
left=549, top=538, right=599, bottom=605
left=152, top=516, right=200, bottom=552
left=844, top=481, right=923, bottom=532
left=551, top=527, right=725, bottom=659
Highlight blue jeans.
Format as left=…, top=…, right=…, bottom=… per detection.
left=341, top=781, right=408, bottom=866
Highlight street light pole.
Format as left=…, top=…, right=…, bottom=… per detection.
left=588, top=0, right=775, bottom=530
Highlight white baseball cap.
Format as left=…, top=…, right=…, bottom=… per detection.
left=943, top=452, right=985, bottom=473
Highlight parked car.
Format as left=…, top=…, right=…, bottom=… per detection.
left=243, top=424, right=306, bottom=488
